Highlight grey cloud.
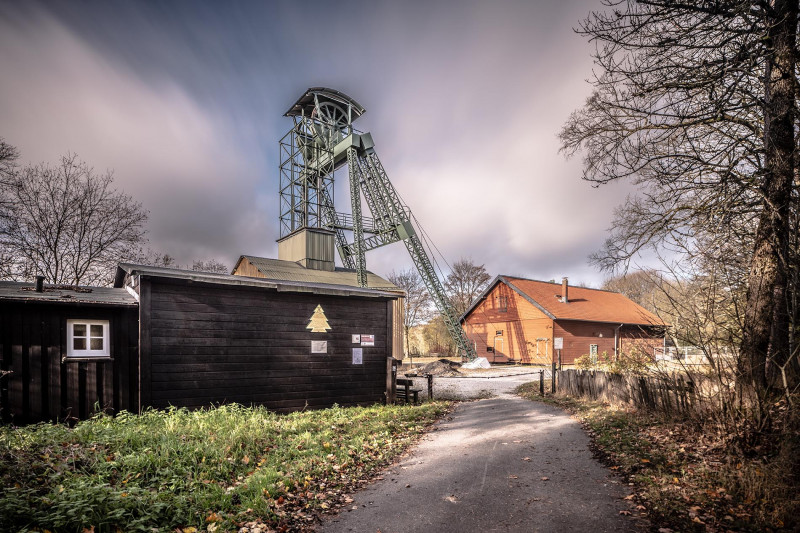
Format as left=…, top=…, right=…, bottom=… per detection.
left=1, top=0, right=638, bottom=286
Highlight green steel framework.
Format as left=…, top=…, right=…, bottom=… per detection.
left=279, top=88, right=476, bottom=360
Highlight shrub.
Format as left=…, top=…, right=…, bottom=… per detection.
left=573, top=349, right=650, bottom=375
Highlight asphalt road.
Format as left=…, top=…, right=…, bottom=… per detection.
left=319, top=378, right=642, bottom=533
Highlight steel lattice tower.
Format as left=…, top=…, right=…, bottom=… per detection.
left=278, top=88, right=476, bottom=360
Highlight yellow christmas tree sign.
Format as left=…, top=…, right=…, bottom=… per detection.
left=306, top=304, right=331, bottom=333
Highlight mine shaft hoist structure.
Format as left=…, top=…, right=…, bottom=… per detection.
left=279, top=87, right=476, bottom=360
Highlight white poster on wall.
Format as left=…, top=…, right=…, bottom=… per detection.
left=352, top=334, right=361, bottom=343
left=352, top=348, right=363, bottom=364
left=361, top=334, right=375, bottom=347
left=553, top=337, right=563, bottom=350
left=311, top=340, right=327, bottom=354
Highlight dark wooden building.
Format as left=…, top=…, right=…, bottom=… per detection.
left=461, top=276, right=666, bottom=365
left=1, top=265, right=399, bottom=424
left=0, top=281, right=139, bottom=424
left=232, top=254, right=405, bottom=360
left=116, top=264, right=398, bottom=412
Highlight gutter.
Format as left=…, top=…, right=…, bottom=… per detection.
left=614, top=323, right=623, bottom=360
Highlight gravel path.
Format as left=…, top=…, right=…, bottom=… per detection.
left=432, top=372, right=545, bottom=401
left=399, top=369, right=548, bottom=401
left=319, top=375, right=642, bottom=533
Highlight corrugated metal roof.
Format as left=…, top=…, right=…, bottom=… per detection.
left=116, top=262, right=401, bottom=299
left=462, top=275, right=665, bottom=326
left=0, top=281, right=137, bottom=306
left=237, top=256, right=403, bottom=293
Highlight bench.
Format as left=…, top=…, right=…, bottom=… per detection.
left=396, top=378, right=422, bottom=404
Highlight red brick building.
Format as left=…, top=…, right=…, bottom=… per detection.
left=460, top=276, right=666, bottom=365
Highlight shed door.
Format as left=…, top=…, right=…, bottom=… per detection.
left=493, top=336, right=504, bottom=361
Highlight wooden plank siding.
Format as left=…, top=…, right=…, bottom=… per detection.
left=553, top=320, right=618, bottom=365
left=0, top=301, right=138, bottom=424
left=553, top=322, right=664, bottom=365
left=143, top=277, right=393, bottom=412
left=619, top=326, right=665, bottom=360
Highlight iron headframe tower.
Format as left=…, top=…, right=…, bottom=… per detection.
left=278, top=87, right=475, bottom=360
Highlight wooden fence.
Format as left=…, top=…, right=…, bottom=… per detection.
left=556, top=369, right=700, bottom=415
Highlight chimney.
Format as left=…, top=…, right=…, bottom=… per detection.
left=561, top=277, right=568, bottom=303
left=35, top=275, right=45, bottom=292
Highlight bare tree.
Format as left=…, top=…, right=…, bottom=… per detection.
left=0, top=138, right=19, bottom=187
left=601, top=269, right=662, bottom=315
left=0, top=151, right=148, bottom=286
left=560, top=0, right=799, bottom=393
left=133, top=252, right=229, bottom=274
left=444, top=258, right=492, bottom=318
left=388, top=268, right=433, bottom=356
left=146, top=252, right=179, bottom=268
left=191, top=259, right=229, bottom=274
left=0, top=139, right=21, bottom=272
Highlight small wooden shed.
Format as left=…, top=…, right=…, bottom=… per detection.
left=0, top=281, right=139, bottom=424
left=1, top=265, right=399, bottom=424
left=461, top=276, right=666, bottom=366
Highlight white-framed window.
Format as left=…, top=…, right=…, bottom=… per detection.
left=67, top=319, right=110, bottom=357
left=589, top=344, right=598, bottom=363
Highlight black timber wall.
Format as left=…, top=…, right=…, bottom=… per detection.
left=141, top=277, right=394, bottom=412
left=0, top=302, right=139, bottom=424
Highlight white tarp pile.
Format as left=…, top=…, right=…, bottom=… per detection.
left=462, top=357, right=491, bottom=369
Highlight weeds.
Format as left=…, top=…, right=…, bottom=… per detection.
left=0, top=402, right=449, bottom=532
left=516, top=382, right=799, bottom=532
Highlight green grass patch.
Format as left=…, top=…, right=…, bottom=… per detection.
left=515, top=382, right=798, bottom=532
left=0, top=401, right=450, bottom=532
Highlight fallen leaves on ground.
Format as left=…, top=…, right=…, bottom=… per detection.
left=515, top=383, right=799, bottom=533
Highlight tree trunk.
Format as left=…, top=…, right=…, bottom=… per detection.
left=740, top=0, right=799, bottom=393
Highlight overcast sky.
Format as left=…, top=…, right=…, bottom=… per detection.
left=0, top=0, right=635, bottom=287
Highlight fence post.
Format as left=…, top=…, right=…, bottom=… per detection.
left=539, top=370, right=544, bottom=396
left=426, top=374, right=433, bottom=401
left=551, top=362, right=557, bottom=394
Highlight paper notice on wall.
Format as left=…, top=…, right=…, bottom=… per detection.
left=311, top=341, right=327, bottom=354
left=352, top=334, right=361, bottom=343
left=361, top=334, right=375, bottom=347
left=352, top=348, right=363, bottom=364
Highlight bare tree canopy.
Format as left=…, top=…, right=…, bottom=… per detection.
left=560, top=0, right=799, bottom=392
left=0, top=149, right=148, bottom=286
left=140, top=251, right=179, bottom=269
left=0, top=138, right=19, bottom=184
left=388, top=268, right=433, bottom=355
left=601, top=269, right=662, bottom=315
left=191, top=259, right=229, bottom=274
left=445, top=258, right=492, bottom=318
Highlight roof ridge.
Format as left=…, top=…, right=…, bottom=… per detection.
left=502, top=274, right=624, bottom=294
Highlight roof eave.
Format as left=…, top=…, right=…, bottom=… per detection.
left=553, top=317, right=668, bottom=327
left=459, top=275, right=504, bottom=322
left=0, top=297, right=137, bottom=307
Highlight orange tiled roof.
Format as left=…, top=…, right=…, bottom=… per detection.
left=501, top=276, right=665, bottom=326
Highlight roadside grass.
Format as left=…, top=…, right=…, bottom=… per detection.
left=516, top=382, right=798, bottom=532
left=0, top=401, right=450, bottom=533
